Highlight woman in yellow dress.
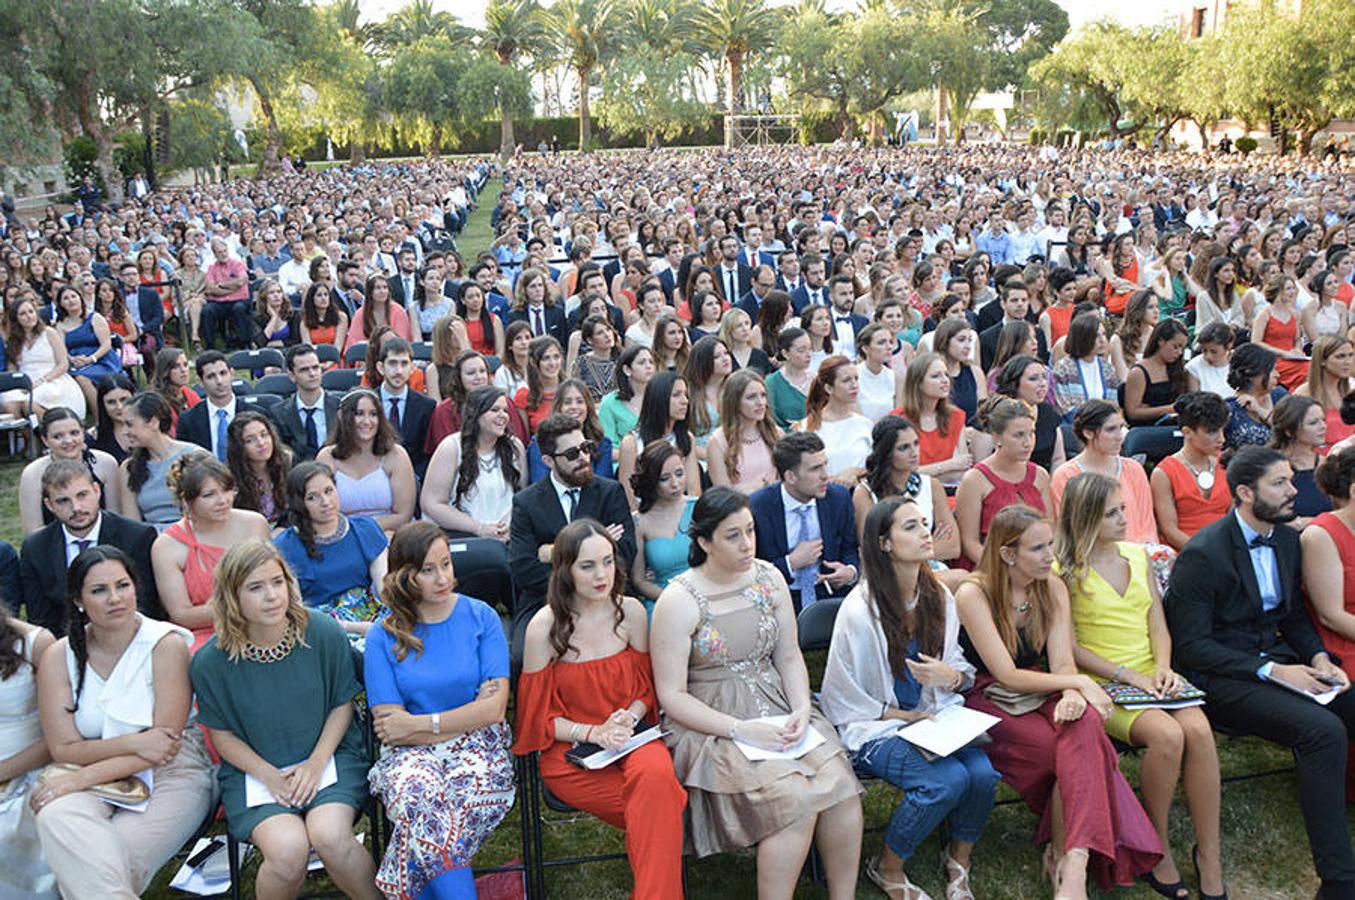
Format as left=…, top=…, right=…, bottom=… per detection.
left=1054, top=472, right=1226, bottom=900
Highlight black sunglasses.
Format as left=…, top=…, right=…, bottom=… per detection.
left=550, top=440, right=596, bottom=462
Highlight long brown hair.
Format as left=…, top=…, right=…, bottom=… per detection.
left=717, top=369, right=780, bottom=483
left=963, top=505, right=1051, bottom=659
left=899, top=352, right=957, bottom=437
left=381, top=521, right=449, bottom=661
left=546, top=519, right=626, bottom=660
left=859, top=498, right=944, bottom=675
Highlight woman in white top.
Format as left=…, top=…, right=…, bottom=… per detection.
left=821, top=497, right=995, bottom=900
left=1184, top=322, right=1236, bottom=399
left=316, top=389, right=416, bottom=533
left=20, top=406, right=122, bottom=535
left=1300, top=269, right=1349, bottom=342
left=0, top=611, right=56, bottom=899
left=624, top=280, right=665, bottom=349
left=855, top=323, right=903, bottom=421
left=800, top=304, right=835, bottom=377
left=800, top=356, right=872, bottom=486
left=1, top=295, right=86, bottom=419
left=493, top=320, right=532, bottom=399
left=31, top=546, right=215, bottom=899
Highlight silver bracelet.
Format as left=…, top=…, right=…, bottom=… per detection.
left=569, top=722, right=583, bottom=743
left=728, top=720, right=740, bottom=741
left=431, top=712, right=441, bottom=735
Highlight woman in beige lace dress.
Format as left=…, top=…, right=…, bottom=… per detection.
left=651, top=486, right=863, bottom=899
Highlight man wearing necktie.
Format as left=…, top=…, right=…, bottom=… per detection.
left=174, top=351, right=240, bottom=458
left=716, top=235, right=751, bottom=308
left=388, top=247, right=420, bottom=318
left=791, top=254, right=828, bottom=314
left=749, top=432, right=859, bottom=611
left=827, top=274, right=865, bottom=360
left=1165, top=447, right=1355, bottom=900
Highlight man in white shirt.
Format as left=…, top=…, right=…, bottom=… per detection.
left=277, top=238, right=312, bottom=299
left=1010, top=207, right=1042, bottom=264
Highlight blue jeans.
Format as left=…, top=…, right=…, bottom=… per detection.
left=851, top=734, right=998, bottom=860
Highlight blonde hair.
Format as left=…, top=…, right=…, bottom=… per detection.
left=963, top=505, right=1050, bottom=659
left=1053, top=471, right=1119, bottom=595
left=717, top=308, right=752, bottom=347
left=1307, top=334, right=1353, bottom=412
left=210, top=541, right=309, bottom=661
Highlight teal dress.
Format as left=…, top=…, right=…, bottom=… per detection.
left=191, top=614, right=371, bottom=841
left=644, top=498, right=695, bottom=609
left=766, top=369, right=807, bottom=429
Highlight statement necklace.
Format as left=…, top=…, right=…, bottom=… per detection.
left=1011, top=598, right=1033, bottom=615
left=1179, top=451, right=1215, bottom=492
left=240, top=624, right=298, bottom=665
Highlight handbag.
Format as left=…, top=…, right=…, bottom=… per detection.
left=982, top=682, right=1049, bottom=716
left=39, top=763, right=150, bottom=805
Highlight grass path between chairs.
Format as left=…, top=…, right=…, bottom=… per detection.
left=4, top=173, right=1345, bottom=898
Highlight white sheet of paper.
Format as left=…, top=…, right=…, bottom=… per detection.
left=101, top=769, right=153, bottom=812
left=245, top=757, right=338, bottom=808
left=734, top=714, right=826, bottom=761
left=898, top=705, right=1000, bottom=758
left=1268, top=671, right=1341, bottom=706
left=169, top=837, right=252, bottom=895
left=578, top=726, right=667, bottom=770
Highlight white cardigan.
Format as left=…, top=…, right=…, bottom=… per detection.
left=819, top=579, right=975, bottom=753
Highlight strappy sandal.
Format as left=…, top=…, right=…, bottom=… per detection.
left=866, top=856, right=934, bottom=900
left=941, top=848, right=976, bottom=900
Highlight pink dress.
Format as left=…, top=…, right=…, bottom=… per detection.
left=163, top=518, right=225, bottom=653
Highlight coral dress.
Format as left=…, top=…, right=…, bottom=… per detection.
left=515, top=648, right=686, bottom=899
left=1263, top=311, right=1309, bottom=391
left=1157, top=456, right=1232, bottom=540
left=163, top=518, right=224, bottom=653
left=903, top=406, right=967, bottom=469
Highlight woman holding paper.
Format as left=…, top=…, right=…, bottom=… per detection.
left=515, top=518, right=687, bottom=899
left=191, top=541, right=380, bottom=900
left=1054, top=472, right=1224, bottom=900
left=366, top=521, right=515, bottom=900
left=821, top=497, right=998, bottom=900
left=954, top=505, right=1161, bottom=900
left=651, top=487, right=863, bottom=899
left=32, top=546, right=216, bottom=899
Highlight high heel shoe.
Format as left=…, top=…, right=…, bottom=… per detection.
left=1193, top=844, right=1228, bottom=900
left=1143, top=867, right=1189, bottom=900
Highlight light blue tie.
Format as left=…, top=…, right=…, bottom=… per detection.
left=793, top=503, right=819, bottom=601
left=215, top=408, right=228, bottom=461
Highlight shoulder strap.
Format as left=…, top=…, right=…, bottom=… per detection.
left=974, top=461, right=1000, bottom=487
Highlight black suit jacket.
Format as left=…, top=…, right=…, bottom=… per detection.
left=979, top=318, right=1049, bottom=372
left=508, top=476, right=635, bottom=610
left=566, top=302, right=625, bottom=338
left=176, top=397, right=278, bottom=453
left=273, top=391, right=342, bottom=461
left=19, top=512, right=161, bottom=635
left=1164, top=513, right=1329, bottom=686
left=714, top=263, right=754, bottom=304
left=381, top=390, right=435, bottom=478
left=507, top=305, right=568, bottom=346
left=388, top=272, right=421, bottom=312
left=657, top=268, right=679, bottom=304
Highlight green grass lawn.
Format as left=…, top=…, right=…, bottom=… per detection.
left=5, top=174, right=1345, bottom=898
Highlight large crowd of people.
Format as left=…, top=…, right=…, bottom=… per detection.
left=1, top=140, right=1355, bottom=899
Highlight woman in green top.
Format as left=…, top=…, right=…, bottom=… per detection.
left=598, top=345, right=655, bottom=466
left=191, top=540, right=380, bottom=900
left=765, top=326, right=812, bottom=429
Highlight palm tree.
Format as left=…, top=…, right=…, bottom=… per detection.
left=330, top=0, right=382, bottom=52
left=538, top=0, right=616, bottom=149
left=482, top=0, right=545, bottom=158
left=695, top=0, right=781, bottom=114
left=626, top=0, right=698, bottom=52
left=380, top=0, right=471, bottom=49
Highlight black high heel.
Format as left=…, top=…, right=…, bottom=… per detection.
left=1193, top=844, right=1228, bottom=900
left=1143, top=867, right=1189, bottom=900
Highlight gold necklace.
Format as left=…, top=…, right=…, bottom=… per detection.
left=240, top=624, right=298, bottom=664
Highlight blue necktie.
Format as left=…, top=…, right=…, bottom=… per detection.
left=793, top=504, right=819, bottom=602
left=215, top=409, right=228, bottom=461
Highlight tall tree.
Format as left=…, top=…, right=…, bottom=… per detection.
left=695, top=0, right=780, bottom=114
left=0, top=1, right=58, bottom=172
left=538, top=0, right=616, bottom=148
left=1028, top=20, right=1139, bottom=138
left=597, top=0, right=704, bottom=147
left=379, top=0, right=472, bottom=49
left=384, top=37, right=466, bottom=158
left=482, top=0, right=545, bottom=158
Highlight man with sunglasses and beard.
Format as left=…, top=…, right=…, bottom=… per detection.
left=508, top=413, right=635, bottom=664
left=1165, top=446, right=1355, bottom=900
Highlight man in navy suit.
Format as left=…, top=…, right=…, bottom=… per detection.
left=749, top=432, right=859, bottom=610
left=735, top=265, right=777, bottom=320
left=714, top=235, right=754, bottom=307
left=790, top=254, right=829, bottom=313
left=827, top=275, right=868, bottom=359
left=116, top=260, right=164, bottom=372
left=656, top=239, right=684, bottom=304
left=387, top=247, right=421, bottom=317
left=776, top=248, right=803, bottom=295
left=375, top=338, right=435, bottom=478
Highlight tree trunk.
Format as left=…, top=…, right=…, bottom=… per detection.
left=74, top=76, right=125, bottom=205
left=350, top=141, right=367, bottom=164
left=500, top=113, right=516, bottom=160
left=250, top=77, right=284, bottom=176
left=727, top=50, right=743, bottom=114
left=1297, top=127, right=1316, bottom=156
left=428, top=121, right=442, bottom=159
left=577, top=66, right=592, bottom=149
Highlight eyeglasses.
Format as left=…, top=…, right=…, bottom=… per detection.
left=550, top=440, right=596, bottom=462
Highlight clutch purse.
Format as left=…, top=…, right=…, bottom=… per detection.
left=39, top=763, right=151, bottom=805
left=982, top=682, right=1049, bottom=716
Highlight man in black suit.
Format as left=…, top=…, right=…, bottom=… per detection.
left=508, top=414, right=635, bottom=658
left=19, top=460, right=160, bottom=635
left=375, top=337, right=435, bottom=478
left=776, top=248, right=803, bottom=295
left=566, top=266, right=626, bottom=336
left=655, top=239, right=684, bottom=304
left=748, top=432, right=859, bottom=610
left=116, top=260, right=164, bottom=374
left=273, top=344, right=340, bottom=460
left=978, top=279, right=1048, bottom=372
left=827, top=275, right=869, bottom=359
left=1165, top=447, right=1355, bottom=900
left=388, top=247, right=421, bottom=318
left=714, top=235, right=754, bottom=306
left=735, top=265, right=777, bottom=320
left=176, top=350, right=274, bottom=459
left=507, top=287, right=568, bottom=345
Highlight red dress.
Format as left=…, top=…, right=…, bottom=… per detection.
left=515, top=387, right=556, bottom=434
left=1262, top=311, right=1309, bottom=391
left=1158, top=456, right=1232, bottom=539
left=958, top=461, right=1045, bottom=569
left=899, top=406, right=967, bottom=468
left=514, top=648, right=686, bottom=899
left=464, top=317, right=494, bottom=356
left=1309, top=512, right=1355, bottom=798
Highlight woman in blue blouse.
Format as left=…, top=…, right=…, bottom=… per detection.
left=631, top=441, right=694, bottom=614
left=364, top=521, right=514, bottom=899
left=275, top=461, right=389, bottom=635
